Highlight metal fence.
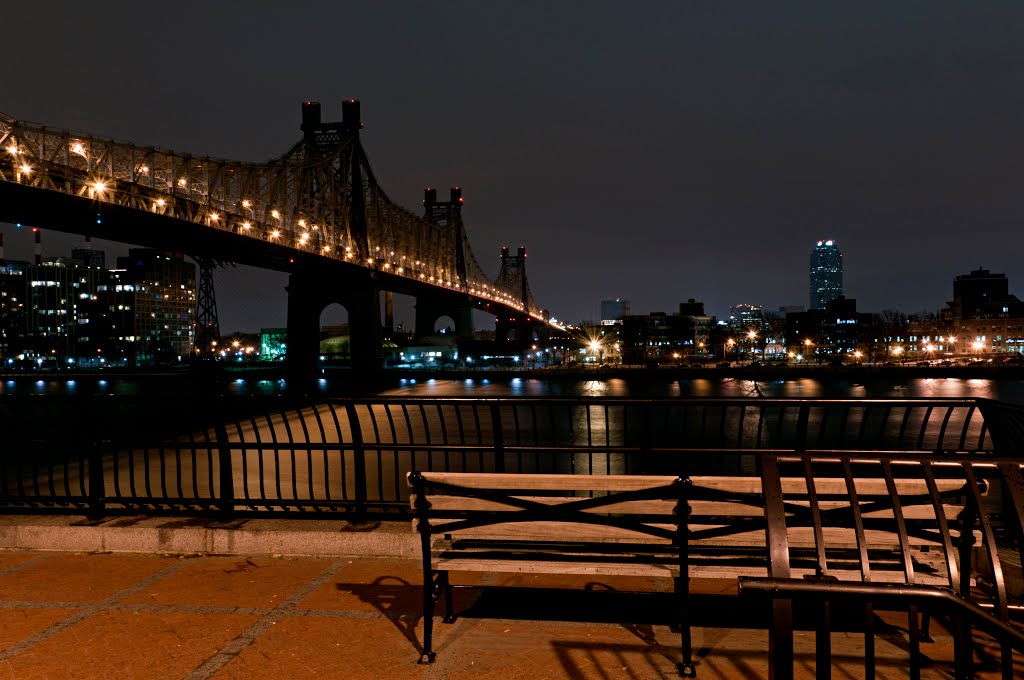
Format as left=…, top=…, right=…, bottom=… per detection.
left=0, top=396, right=1014, bottom=516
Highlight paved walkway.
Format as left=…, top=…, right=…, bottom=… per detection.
left=0, top=549, right=1019, bottom=679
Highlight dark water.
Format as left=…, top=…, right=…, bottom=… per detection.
left=3, top=374, right=1024, bottom=403
left=378, top=375, right=1024, bottom=403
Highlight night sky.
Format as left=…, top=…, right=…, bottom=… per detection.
left=3, top=2, right=1024, bottom=331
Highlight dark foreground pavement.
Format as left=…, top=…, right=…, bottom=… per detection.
left=0, top=548, right=1021, bottom=679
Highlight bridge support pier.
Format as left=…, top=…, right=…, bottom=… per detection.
left=414, top=293, right=474, bottom=340
left=286, top=269, right=383, bottom=392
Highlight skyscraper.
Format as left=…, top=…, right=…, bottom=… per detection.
left=809, top=240, right=843, bottom=309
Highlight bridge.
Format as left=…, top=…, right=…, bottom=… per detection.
left=0, top=100, right=560, bottom=382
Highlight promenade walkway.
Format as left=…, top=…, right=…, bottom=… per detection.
left=0, top=520, right=1019, bottom=679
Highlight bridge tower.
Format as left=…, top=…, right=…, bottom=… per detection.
left=414, top=187, right=474, bottom=339
left=287, top=100, right=383, bottom=389
left=423, top=187, right=468, bottom=288
left=193, top=258, right=221, bottom=355
left=494, top=246, right=546, bottom=343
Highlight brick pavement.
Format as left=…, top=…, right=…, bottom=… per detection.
left=0, top=550, right=1019, bottom=679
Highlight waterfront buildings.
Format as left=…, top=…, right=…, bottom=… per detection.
left=111, top=250, right=196, bottom=363
left=0, top=259, right=28, bottom=359
left=0, top=246, right=195, bottom=367
left=809, top=240, right=843, bottom=309
left=25, top=252, right=109, bottom=366
left=785, top=296, right=872, bottom=359
left=728, top=304, right=764, bottom=333
left=943, top=268, right=1024, bottom=355
left=600, top=298, right=630, bottom=326
left=621, top=299, right=715, bottom=365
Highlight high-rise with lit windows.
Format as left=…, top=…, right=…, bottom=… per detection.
left=809, top=240, right=843, bottom=309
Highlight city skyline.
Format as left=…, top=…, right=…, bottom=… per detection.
left=3, top=3, right=1024, bottom=330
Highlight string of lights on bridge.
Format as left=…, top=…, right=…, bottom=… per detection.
left=1, top=118, right=563, bottom=330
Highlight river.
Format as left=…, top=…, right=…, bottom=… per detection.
left=3, top=373, right=1024, bottom=403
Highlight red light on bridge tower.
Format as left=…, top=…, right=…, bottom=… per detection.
left=450, top=187, right=463, bottom=204
left=301, top=101, right=322, bottom=137
left=423, top=188, right=437, bottom=206
left=342, top=99, right=363, bottom=130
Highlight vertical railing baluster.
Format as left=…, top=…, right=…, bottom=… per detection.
left=215, top=417, right=233, bottom=516
left=795, top=404, right=809, bottom=452
left=963, top=463, right=1013, bottom=678
left=87, top=439, right=106, bottom=521
left=841, top=458, right=874, bottom=678
left=897, top=407, right=913, bottom=450
left=882, top=459, right=918, bottom=679
left=916, top=406, right=934, bottom=451
left=958, top=404, right=975, bottom=451
left=490, top=404, right=505, bottom=473
left=345, top=402, right=367, bottom=520
left=936, top=406, right=954, bottom=452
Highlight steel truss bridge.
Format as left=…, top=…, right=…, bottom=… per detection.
left=0, top=100, right=558, bottom=377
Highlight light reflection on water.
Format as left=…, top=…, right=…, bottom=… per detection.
left=379, top=376, right=1024, bottom=403
left=0, top=376, right=1022, bottom=404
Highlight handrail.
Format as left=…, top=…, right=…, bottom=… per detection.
left=739, top=577, right=1024, bottom=650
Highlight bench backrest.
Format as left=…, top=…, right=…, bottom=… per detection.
left=408, top=471, right=688, bottom=543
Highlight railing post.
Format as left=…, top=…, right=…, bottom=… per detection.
left=87, top=439, right=107, bottom=521
left=795, top=404, right=809, bottom=452
left=761, top=454, right=794, bottom=680
left=214, top=420, right=234, bottom=517
left=490, top=404, right=505, bottom=473
left=346, top=402, right=368, bottom=520
left=956, top=490, right=977, bottom=679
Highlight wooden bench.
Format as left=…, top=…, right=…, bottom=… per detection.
left=408, top=471, right=696, bottom=676
left=408, top=469, right=977, bottom=676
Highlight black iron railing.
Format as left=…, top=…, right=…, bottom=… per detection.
left=0, top=396, right=1013, bottom=516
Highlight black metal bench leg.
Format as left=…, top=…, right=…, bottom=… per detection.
left=441, top=571, right=456, bottom=623
left=419, top=571, right=436, bottom=664
left=675, top=575, right=696, bottom=677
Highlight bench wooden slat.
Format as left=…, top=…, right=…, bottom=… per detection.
left=430, top=559, right=962, bottom=588
left=416, top=519, right=677, bottom=542
left=691, top=476, right=970, bottom=496
left=420, top=518, right=975, bottom=549
left=412, top=472, right=681, bottom=491
left=433, top=557, right=679, bottom=577
left=411, top=495, right=682, bottom=515
left=413, top=495, right=964, bottom=521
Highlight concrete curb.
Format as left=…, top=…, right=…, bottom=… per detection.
left=0, top=515, right=420, bottom=558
